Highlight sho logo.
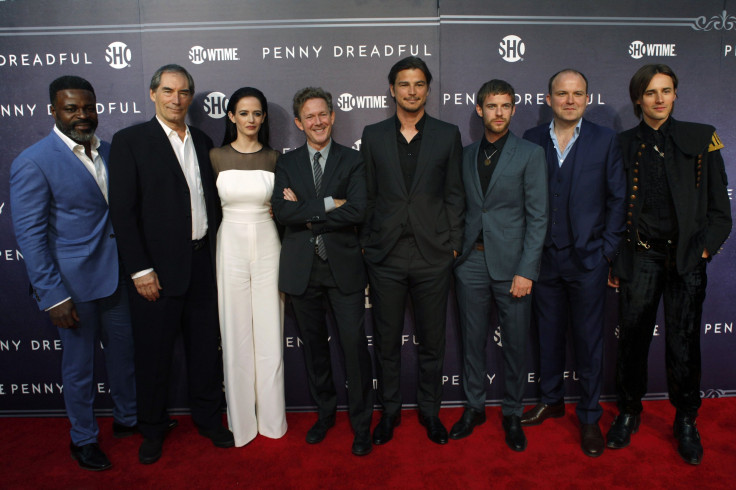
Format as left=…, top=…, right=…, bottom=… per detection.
left=189, top=45, right=240, bottom=65
left=105, top=42, right=131, bottom=69
left=203, top=92, right=228, bottom=119
left=336, top=93, right=388, bottom=112
left=629, top=40, right=677, bottom=59
left=499, top=35, right=525, bottom=62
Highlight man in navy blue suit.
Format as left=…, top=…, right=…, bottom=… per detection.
left=521, top=69, right=626, bottom=457
left=10, top=76, right=136, bottom=471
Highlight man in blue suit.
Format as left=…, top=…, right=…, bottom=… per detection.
left=451, top=80, right=547, bottom=451
left=521, top=69, right=626, bottom=457
left=10, top=76, right=136, bottom=471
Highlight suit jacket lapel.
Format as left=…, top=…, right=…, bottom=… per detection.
left=321, top=142, right=340, bottom=193
left=50, top=131, right=107, bottom=202
left=146, top=118, right=190, bottom=188
left=411, top=116, right=436, bottom=195
left=466, top=140, right=484, bottom=201
left=297, top=144, right=318, bottom=198
left=382, top=119, right=407, bottom=195
left=485, top=133, right=518, bottom=198
left=569, top=119, right=589, bottom=198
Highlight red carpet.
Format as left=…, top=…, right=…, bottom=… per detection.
left=1, top=399, right=734, bottom=489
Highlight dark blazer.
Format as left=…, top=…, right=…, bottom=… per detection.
left=272, top=141, right=367, bottom=296
left=10, top=131, right=119, bottom=309
left=360, top=115, right=465, bottom=264
left=613, top=118, right=732, bottom=279
left=456, top=132, right=548, bottom=281
left=108, top=117, right=221, bottom=296
left=523, top=118, right=626, bottom=269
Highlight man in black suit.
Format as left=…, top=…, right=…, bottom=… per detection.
left=272, top=87, right=373, bottom=456
left=108, top=64, right=233, bottom=464
left=361, top=56, right=465, bottom=445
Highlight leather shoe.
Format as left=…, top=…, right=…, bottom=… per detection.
left=139, top=438, right=163, bottom=465
left=606, top=413, right=640, bottom=449
left=674, top=417, right=703, bottom=465
left=198, top=425, right=235, bottom=448
left=520, top=401, right=565, bottom=426
left=372, top=413, right=401, bottom=445
left=449, top=407, right=486, bottom=440
left=115, top=418, right=178, bottom=438
left=581, top=423, right=605, bottom=457
left=305, top=415, right=336, bottom=444
left=418, top=413, right=448, bottom=445
left=351, top=431, right=372, bottom=456
left=502, top=415, right=527, bottom=452
left=70, top=442, right=112, bottom=471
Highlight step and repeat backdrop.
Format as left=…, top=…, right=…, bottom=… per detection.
left=1, top=0, right=734, bottom=416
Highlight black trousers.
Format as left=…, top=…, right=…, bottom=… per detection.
left=367, top=237, right=453, bottom=417
left=290, top=256, right=373, bottom=434
left=615, top=245, right=707, bottom=419
left=128, top=242, right=224, bottom=439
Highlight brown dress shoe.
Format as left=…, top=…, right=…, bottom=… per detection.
left=581, top=423, right=605, bottom=457
left=520, top=401, right=565, bottom=426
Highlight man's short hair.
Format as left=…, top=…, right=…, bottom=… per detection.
left=292, top=87, right=333, bottom=119
left=629, top=64, right=678, bottom=118
left=547, top=68, right=588, bottom=95
left=477, top=79, right=516, bottom=107
left=150, top=64, right=195, bottom=94
left=49, top=76, right=95, bottom=105
left=388, top=56, right=433, bottom=86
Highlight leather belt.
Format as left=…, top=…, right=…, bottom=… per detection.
left=636, top=232, right=674, bottom=251
left=192, top=237, right=207, bottom=251
left=474, top=242, right=484, bottom=251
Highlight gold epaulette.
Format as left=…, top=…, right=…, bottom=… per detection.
left=709, top=131, right=724, bottom=152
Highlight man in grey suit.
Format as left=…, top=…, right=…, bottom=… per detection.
left=450, top=80, right=548, bottom=451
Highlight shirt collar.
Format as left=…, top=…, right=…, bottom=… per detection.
left=549, top=118, right=583, bottom=137
left=155, top=115, right=190, bottom=139
left=394, top=112, right=427, bottom=133
left=481, top=130, right=510, bottom=151
left=53, top=125, right=100, bottom=154
left=307, top=138, right=332, bottom=162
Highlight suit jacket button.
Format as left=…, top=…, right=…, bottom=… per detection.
left=109, top=233, right=115, bottom=238
left=309, top=237, right=315, bottom=244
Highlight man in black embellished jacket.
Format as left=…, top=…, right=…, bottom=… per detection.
left=606, top=64, right=732, bottom=465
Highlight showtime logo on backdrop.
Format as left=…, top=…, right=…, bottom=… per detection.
left=188, top=46, right=240, bottom=65
left=203, top=92, right=228, bottom=119
left=628, top=40, right=677, bottom=59
left=499, top=35, right=525, bottom=62
left=105, top=42, right=131, bottom=69
left=336, top=93, right=388, bottom=112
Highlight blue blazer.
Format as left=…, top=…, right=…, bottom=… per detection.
left=10, top=130, right=119, bottom=310
left=523, top=118, right=626, bottom=269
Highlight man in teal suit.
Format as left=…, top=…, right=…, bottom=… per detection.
left=451, top=79, right=547, bottom=451
left=10, top=76, right=136, bottom=471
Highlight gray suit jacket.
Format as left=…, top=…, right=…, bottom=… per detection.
left=455, top=131, right=548, bottom=281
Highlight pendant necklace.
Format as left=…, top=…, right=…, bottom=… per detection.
left=653, top=145, right=664, bottom=158
left=483, top=148, right=498, bottom=166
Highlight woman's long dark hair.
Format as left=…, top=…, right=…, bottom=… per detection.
left=221, top=87, right=270, bottom=148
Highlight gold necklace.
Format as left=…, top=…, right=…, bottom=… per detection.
left=483, top=148, right=498, bottom=166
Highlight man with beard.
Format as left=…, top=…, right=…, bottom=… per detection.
left=450, top=79, right=547, bottom=451
left=10, top=76, right=136, bottom=471
left=361, top=56, right=464, bottom=445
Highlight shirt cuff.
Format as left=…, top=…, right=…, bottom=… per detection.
left=45, top=297, right=71, bottom=311
left=324, top=197, right=336, bottom=212
left=132, top=268, right=154, bottom=279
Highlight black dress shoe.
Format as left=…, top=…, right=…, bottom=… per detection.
left=418, top=413, right=448, bottom=445
left=581, top=423, right=605, bottom=457
left=372, top=413, right=401, bottom=445
left=606, top=413, right=640, bottom=449
left=70, top=442, right=112, bottom=471
left=352, top=431, right=372, bottom=456
left=449, top=407, right=487, bottom=440
left=502, top=415, right=527, bottom=452
left=139, top=438, right=163, bottom=465
left=305, top=415, right=336, bottom=444
left=198, top=425, right=235, bottom=448
left=674, top=417, right=703, bottom=465
left=520, top=401, right=565, bottom=426
left=113, top=422, right=138, bottom=438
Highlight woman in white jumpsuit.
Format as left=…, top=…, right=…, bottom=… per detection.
left=210, top=87, right=287, bottom=446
